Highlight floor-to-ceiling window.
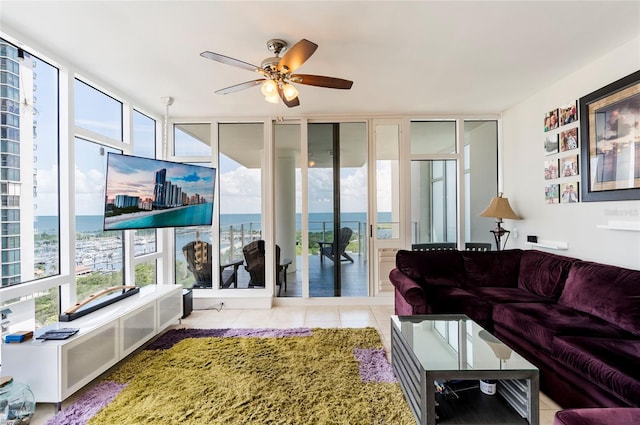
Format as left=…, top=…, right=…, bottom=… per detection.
left=0, top=39, right=60, bottom=331
left=132, top=110, right=158, bottom=287
left=172, top=123, right=213, bottom=288
left=73, top=80, right=127, bottom=310
left=218, top=123, right=263, bottom=289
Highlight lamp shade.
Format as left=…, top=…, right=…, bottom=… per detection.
left=261, top=79, right=278, bottom=97
left=282, top=83, right=298, bottom=101
left=479, top=193, right=521, bottom=220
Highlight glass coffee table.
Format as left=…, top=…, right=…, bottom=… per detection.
left=391, top=315, right=539, bottom=425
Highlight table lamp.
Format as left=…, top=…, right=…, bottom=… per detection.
left=479, top=193, right=521, bottom=251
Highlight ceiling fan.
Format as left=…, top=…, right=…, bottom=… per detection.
left=200, top=39, right=353, bottom=108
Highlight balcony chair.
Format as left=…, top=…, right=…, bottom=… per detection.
left=182, top=240, right=242, bottom=288
left=318, top=227, right=354, bottom=264
left=242, top=240, right=291, bottom=296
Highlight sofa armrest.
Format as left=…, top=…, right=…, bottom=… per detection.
left=389, top=268, right=426, bottom=306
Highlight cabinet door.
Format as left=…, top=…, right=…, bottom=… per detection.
left=2, top=343, right=60, bottom=403
left=157, top=289, right=182, bottom=330
left=121, top=303, right=156, bottom=357
left=62, top=321, right=118, bottom=399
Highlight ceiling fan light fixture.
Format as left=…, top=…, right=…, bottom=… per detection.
left=282, top=83, right=299, bottom=101
left=261, top=79, right=278, bottom=97
left=202, top=38, right=353, bottom=108
left=264, top=93, right=279, bottom=104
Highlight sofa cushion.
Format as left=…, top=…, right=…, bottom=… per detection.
left=461, top=249, right=522, bottom=288
left=558, top=261, right=640, bottom=337
left=470, top=287, right=555, bottom=304
left=396, top=249, right=464, bottom=287
left=554, top=408, right=640, bottom=425
left=427, top=286, right=494, bottom=330
left=552, top=336, right=640, bottom=406
left=493, top=302, right=632, bottom=353
left=518, top=250, right=577, bottom=299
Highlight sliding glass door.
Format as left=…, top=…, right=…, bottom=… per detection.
left=307, top=122, right=367, bottom=297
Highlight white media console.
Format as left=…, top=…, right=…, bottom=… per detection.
left=1, top=285, right=183, bottom=406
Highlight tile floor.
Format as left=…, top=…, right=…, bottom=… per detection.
left=31, top=305, right=561, bottom=424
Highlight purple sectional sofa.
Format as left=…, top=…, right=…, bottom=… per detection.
left=553, top=407, right=640, bottom=425
left=389, top=249, right=640, bottom=409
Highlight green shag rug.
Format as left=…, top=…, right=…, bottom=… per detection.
left=52, top=328, right=414, bottom=425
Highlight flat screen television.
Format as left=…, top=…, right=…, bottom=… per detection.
left=103, top=153, right=216, bottom=231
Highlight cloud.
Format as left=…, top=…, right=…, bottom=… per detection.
left=219, top=166, right=261, bottom=213
left=75, top=165, right=106, bottom=215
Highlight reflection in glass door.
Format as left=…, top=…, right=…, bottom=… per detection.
left=307, top=122, right=367, bottom=297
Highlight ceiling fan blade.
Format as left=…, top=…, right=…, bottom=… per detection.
left=290, top=74, right=353, bottom=89
left=215, top=79, right=264, bottom=95
left=200, top=51, right=260, bottom=73
left=278, top=86, right=300, bottom=108
left=277, top=39, right=318, bottom=73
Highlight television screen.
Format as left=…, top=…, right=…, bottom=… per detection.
left=103, top=153, right=216, bottom=230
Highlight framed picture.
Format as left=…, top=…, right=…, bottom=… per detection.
left=544, top=108, right=559, bottom=132
left=560, top=128, right=578, bottom=152
left=544, top=134, right=559, bottom=155
left=560, top=101, right=578, bottom=126
left=580, top=70, right=640, bottom=201
left=544, top=158, right=559, bottom=180
left=560, top=182, right=579, bottom=203
left=561, top=155, right=579, bottom=177
left=545, top=184, right=560, bottom=204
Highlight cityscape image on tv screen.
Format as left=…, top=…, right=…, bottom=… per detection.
left=103, top=153, right=216, bottom=230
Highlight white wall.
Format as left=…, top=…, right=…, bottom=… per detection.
left=503, top=37, right=640, bottom=269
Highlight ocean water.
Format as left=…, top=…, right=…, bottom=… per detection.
left=35, top=211, right=391, bottom=274
left=36, top=212, right=391, bottom=233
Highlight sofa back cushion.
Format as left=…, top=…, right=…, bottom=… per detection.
left=461, top=249, right=522, bottom=287
left=558, top=261, right=640, bottom=337
left=517, top=250, right=577, bottom=299
left=395, top=249, right=464, bottom=287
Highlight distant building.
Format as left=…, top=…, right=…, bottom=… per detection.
left=0, top=40, right=36, bottom=287
left=114, top=194, right=140, bottom=208
left=139, top=198, right=153, bottom=211
left=152, top=168, right=193, bottom=208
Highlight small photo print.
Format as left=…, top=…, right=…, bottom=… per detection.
left=560, top=182, right=579, bottom=203
left=544, top=109, right=559, bottom=132
left=544, top=134, right=559, bottom=155
left=545, top=184, right=560, bottom=204
left=560, top=101, right=578, bottom=126
left=544, top=158, right=559, bottom=180
left=560, top=128, right=578, bottom=152
left=561, top=155, right=579, bottom=177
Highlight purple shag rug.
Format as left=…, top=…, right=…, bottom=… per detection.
left=45, top=381, right=127, bottom=425
left=354, top=347, right=398, bottom=383
left=145, top=327, right=313, bottom=350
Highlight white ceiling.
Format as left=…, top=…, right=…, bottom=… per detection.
left=2, top=1, right=639, bottom=119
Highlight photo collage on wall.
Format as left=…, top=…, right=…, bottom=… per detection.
left=543, top=101, right=580, bottom=204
